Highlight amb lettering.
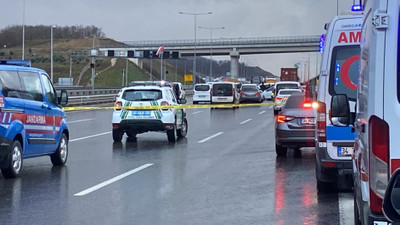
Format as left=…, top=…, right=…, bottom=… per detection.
left=338, top=31, right=361, bottom=43
left=26, top=115, right=46, bottom=124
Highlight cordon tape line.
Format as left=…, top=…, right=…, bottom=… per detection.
left=63, top=102, right=284, bottom=111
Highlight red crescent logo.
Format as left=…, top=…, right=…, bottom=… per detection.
left=340, top=55, right=359, bottom=90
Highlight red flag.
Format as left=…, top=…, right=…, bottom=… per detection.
left=156, top=46, right=165, bottom=56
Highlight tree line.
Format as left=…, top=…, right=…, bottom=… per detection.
left=0, top=25, right=105, bottom=48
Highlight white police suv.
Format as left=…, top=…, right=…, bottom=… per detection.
left=0, top=60, right=69, bottom=178
left=112, top=82, right=188, bottom=142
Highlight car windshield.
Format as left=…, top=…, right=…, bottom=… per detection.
left=122, top=89, right=162, bottom=101
left=284, top=93, right=306, bottom=109
left=195, top=85, right=210, bottom=91
left=242, top=86, right=258, bottom=92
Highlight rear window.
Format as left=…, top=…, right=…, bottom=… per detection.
left=276, top=84, right=299, bottom=93
left=242, top=86, right=258, bottom=92
left=212, top=84, right=233, bottom=96
left=329, top=45, right=360, bottom=101
left=122, top=89, right=162, bottom=101
left=284, top=94, right=306, bottom=109
left=278, top=90, right=300, bottom=95
left=195, top=85, right=210, bottom=91
left=0, top=70, right=22, bottom=98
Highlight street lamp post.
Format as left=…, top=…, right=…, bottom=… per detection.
left=50, top=25, right=56, bottom=83
left=198, top=26, right=225, bottom=79
left=179, top=11, right=212, bottom=86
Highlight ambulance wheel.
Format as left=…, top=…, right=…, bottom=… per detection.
left=113, top=129, right=123, bottom=142
left=51, top=133, right=68, bottom=166
left=1, top=140, right=23, bottom=178
left=177, top=119, right=188, bottom=138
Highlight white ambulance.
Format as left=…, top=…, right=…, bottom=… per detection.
left=339, top=0, right=400, bottom=224
left=315, top=12, right=362, bottom=192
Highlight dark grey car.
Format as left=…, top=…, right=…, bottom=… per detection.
left=275, top=92, right=316, bottom=156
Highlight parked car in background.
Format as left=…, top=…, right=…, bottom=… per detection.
left=263, top=86, right=275, bottom=101
left=273, top=89, right=302, bottom=115
left=173, top=82, right=186, bottom=100
left=210, top=82, right=240, bottom=107
left=273, top=81, right=301, bottom=97
left=193, top=83, right=211, bottom=104
left=275, top=92, right=316, bottom=156
left=239, top=84, right=263, bottom=103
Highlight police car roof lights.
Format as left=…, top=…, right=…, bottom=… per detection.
left=0, top=60, right=31, bottom=67
left=351, top=4, right=362, bottom=11
left=319, top=34, right=325, bottom=53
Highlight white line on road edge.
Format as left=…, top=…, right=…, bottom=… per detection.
left=74, top=163, right=154, bottom=197
left=70, top=131, right=112, bottom=142
left=68, top=118, right=96, bottom=124
left=339, top=192, right=354, bottom=225
left=192, top=111, right=204, bottom=115
left=258, top=111, right=266, bottom=115
left=240, top=119, right=252, bottom=125
left=198, top=132, right=224, bottom=143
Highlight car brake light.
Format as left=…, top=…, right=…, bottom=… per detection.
left=115, top=101, right=122, bottom=110
left=276, top=115, right=295, bottom=123
left=369, top=115, right=389, bottom=215
left=316, top=101, right=326, bottom=142
left=161, top=101, right=169, bottom=111
left=256, top=92, right=261, bottom=96
left=240, top=92, right=245, bottom=96
left=275, top=97, right=282, bottom=101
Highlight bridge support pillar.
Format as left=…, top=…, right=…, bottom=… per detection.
left=230, top=50, right=240, bottom=79
left=137, top=58, right=143, bottom=70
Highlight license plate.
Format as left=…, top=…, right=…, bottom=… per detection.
left=132, top=111, right=151, bottom=116
left=338, top=146, right=354, bottom=157
left=218, top=97, right=227, bottom=100
left=301, top=118, right=316, bottom=125
left=199, top=95, right=206, bottom=98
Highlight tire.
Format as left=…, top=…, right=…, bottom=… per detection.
left=113, top=128, right=123, bottom=142
left=167, top=124, right=177, bottom=142
left=275, top=144, right=287, bottom=156
left=177, top=118, right=188, bottom=138
left=193, top=101, right=198, bottom=105
left=51, top=133, right=68, bottom=166
left=316, top=177, right=335, bottom=192
left=1, top=140, right=23, bottom=178
left=126, top=131, right=137, bottom=138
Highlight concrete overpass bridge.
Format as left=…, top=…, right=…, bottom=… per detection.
left=93, top=35, right=321, bottom=79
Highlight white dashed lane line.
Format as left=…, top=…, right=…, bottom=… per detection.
left=74, top=163, right=154, bottom=196
left=240, top=119, right=252, bottom=125
left=192, top=111, right=204, bottom=115
left=70, top=131, right=112, bottom=142
left=68, top=118, right=96, bottom=124
left=258, top=111, right=266, bottom=115
left=198, top=132, right=224, bottom=143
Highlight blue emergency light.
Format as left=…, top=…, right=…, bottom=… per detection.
left=0, top=60, right=31, bottom=67
left=319, top=34, right=325, bottom=53
left=351, top=4, right=362, bottom=11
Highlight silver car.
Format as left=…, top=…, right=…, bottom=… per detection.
left=275, top=92, right=316, bottom=156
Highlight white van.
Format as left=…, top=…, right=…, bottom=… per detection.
left=339, top=1, right=400, bottom=224
left=210, top=82, right=240, bottom=106
left=314, top=13, right=362, bottom=192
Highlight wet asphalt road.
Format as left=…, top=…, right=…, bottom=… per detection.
left=0, top=105, right=353, bottom=225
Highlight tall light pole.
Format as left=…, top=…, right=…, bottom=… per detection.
left=22, top=0, right=25, bottom=60
left=50, top=25, right=56, bottom=83
left=179, top=11, right=212, bottom=85
left=198, top=26, right=224, bottom=79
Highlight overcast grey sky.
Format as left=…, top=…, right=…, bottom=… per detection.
left=0, top=0, right=354, bottom=77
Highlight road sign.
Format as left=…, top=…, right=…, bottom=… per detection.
left=184, top=74, right=193, bottom=82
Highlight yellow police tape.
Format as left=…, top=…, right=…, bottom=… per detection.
left=63, top=102, right=283, bottom=111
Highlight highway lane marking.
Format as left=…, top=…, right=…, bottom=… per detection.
left=198, top=132, right=224, bottom=143
left=192, top=110, right=204, bottom=115
left=339, top=193, right=353, bottom=225
left=70, top=131, right=112, bottom=142
left=258, top=111, right=266, bottom=115
left=269, top=106, right=273, bottom=109
left=68, top=118, right=96, bottom=124
left=74, top=163, right=154, bottom=197
left=240, top=119, right=252, bottom=125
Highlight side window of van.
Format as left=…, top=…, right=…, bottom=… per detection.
left=329, top=45, right=360, bottom=101
left=41, top=74, right=57, bottom=105
left=19, top=71, right=43, bottom=102
left=0, top=70, right=23, bottom=99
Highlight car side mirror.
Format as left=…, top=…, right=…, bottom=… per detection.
left=58, top=90, right=68, bottom=106
left=383, top=168, right=400, bottom=223
left=178, top=99, right=187, bottom=104
left=330, top=94, right=350, bottom=127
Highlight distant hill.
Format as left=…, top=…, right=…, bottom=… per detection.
left=0, top=25, right=276, bottom=87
